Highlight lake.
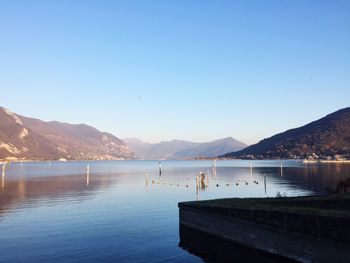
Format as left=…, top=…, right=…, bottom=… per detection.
left=0, top=160, right=349, bottom=262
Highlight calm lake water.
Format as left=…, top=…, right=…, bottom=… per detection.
left=0, top=160, right=349, bottom=262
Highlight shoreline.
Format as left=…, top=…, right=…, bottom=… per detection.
left=1, top=158, right=350, bottom=164
left=320, top=160, right=350, bottom=163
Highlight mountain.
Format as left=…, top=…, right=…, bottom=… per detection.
left=124, top=137, right=247, bottom=159
left=172, top=137, right=247, bottom=159
left=123, top=138, right=153, bottom=159
left=222, top=107, right=350, bottom=159
left=0, top=107, right=134, bottom=160
left=0, top=107, right=63, bottom=160
left=124, top=138, right=199, bottom=159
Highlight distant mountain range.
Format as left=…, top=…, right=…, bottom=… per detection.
left=0, top=107, right=134, bottom=160
left=124, top=137, right=247, bottom=159
left=0, top=106, right=246, bottom=161
left=3, top=105, right=348, bottom=161
left=222, top=107, right=350, bottom=159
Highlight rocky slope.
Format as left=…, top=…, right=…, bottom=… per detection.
left=222, top=107, right=350, bottom=159
left=0, top=107, right=134, bottom=160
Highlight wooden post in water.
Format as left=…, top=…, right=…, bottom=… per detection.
left=280, top=161, right=283, bottom=176
left=86, top=165, right=90, bottom=186
left=264, top=174, right=267, bottom=196
left=206, top=170, right=209, bottom=187
left=1, top=164, right=5, bottom=189
left=212, top=160, right=217, bottom=177
left=196, top=173, right=199, bottom=200
left=250, top=162, right=253, bottom=179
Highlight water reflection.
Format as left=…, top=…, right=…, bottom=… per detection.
left=0, top=160, right=349, bottom=262
left=141, top=166, right=315, bottom=199
left=2, top=161, right=349, bottom=214
left=0, top=171, right=116, bottom=219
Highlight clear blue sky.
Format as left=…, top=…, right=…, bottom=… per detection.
left=0, top=0, right=349, bottom=145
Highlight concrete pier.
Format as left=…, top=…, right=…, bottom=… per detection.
left=178, top=195, right=350, bottom=262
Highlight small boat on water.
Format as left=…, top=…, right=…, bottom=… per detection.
left=58, top=158, right=67, bottom=162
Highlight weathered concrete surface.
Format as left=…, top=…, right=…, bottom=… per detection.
left=181, top=195, right=350, bottom=243
left=179, top=202, right=350, bottom=263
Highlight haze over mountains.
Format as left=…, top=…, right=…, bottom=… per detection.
left=223, top=107, right=350, bottom=159
left=124, top=137, right=247, bottom=159
left=0, top=107, right=133, bottom=160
